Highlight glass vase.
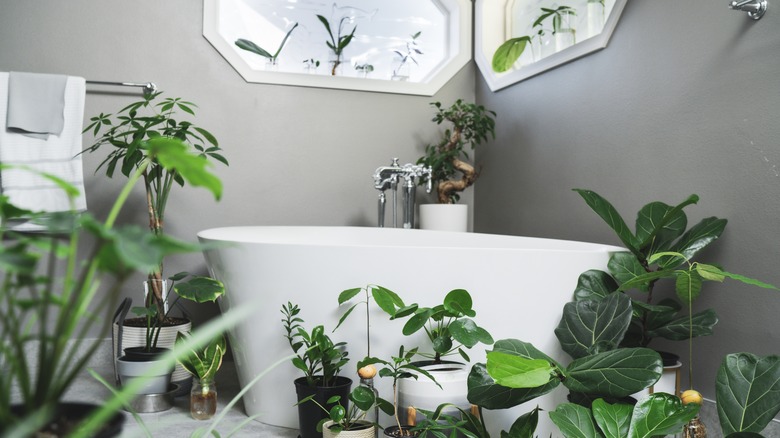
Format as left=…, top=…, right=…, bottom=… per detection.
left=682, top=415, right=707, bottom=438
left=191, top=379, right=217, bottom=420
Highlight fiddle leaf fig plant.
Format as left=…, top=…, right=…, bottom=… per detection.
left=418, top=100, right=497, bottom=204
left=716, top=352, right=780, bottom=436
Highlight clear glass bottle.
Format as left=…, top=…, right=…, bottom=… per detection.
left=361, top=377, right=380, bottom=438
left=683, top=415, right=707, bottom=438
left=191, top=378, right=218, bottom=420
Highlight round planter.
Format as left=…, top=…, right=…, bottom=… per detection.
left=383, top=425, right=418, bottom=438
left=632, top=351, right=682, bottom=400
left=295, top=376, right=353, bottom=438
left=397, top=361, right=470, bottom=425
left=113, top=317, right=192, bottom=394
left=322, top=420, right=376, bottom=438
left=418, top=204, right=468, bottom=232
left=116, top=352, right=174, bottom=395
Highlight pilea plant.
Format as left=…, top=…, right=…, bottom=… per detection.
left=417, top=100, right=497, bottom=204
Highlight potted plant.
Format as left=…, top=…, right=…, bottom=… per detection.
left=282, top=302, right=352, bottom=438
left=175, top=332, right=226, bottom=420
left=416, top=100, right=496, bottom=231
left=84, top=91, right=228, bottom=391
left=359, top=348, right=439, bottom=438
left=235, top=22, right=299, bottom=70
left=567, top=189, right=776, bottom=396
left=317, top=14, right=357, bottom=76
left=298, top=382, right=392, bottom=438
left=0, top=137, right=223, bottom=436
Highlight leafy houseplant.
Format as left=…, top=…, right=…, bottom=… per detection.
left=235, top=22, right=299, bottom=67
left=317, top=14, right=357, bottom=76
left=298, top=385, right=392, bottom=438
left=417, top=100, right=496, bottom=204
left=359, top=348, right=439, bottom=437
left=84, top=92, right=228, bottom=354
left=392, top=31, right=422, bottom=80
left=176, top=332, right=227, bottom=420
left=0, top=137, right=223, bottom=436
left=282, top=302, right=352, bottom=438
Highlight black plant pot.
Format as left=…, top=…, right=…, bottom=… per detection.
left=122, top=346, right=169, bottom=362
left=383, top=425, right=419, bottom=438
left=8, top=402, right=125, bottom=437
left=294, top=376, right=352, bottom=438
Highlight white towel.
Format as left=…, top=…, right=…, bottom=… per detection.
left=0, top=72, right=87, bottom=225
left=7, top=71, right=68, bottom=140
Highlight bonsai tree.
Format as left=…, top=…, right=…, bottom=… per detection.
left=84, top=92, right=228, bottom=351
left=417, top=99, right=496, bottom=204
left=0, top=137, right=223, bottom=435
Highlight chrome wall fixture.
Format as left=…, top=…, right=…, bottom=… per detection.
left=729, top=0, right=768, bottom=20
left=86, top=80, right=158, bottom=96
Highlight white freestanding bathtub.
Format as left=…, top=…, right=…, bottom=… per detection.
left=197, top=226, right=622, bottom=437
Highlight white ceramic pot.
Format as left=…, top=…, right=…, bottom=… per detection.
left=632, top=360, right=682, bottom=400
left=418, top=204, right=468, bottom=232
left=116, top=355, right=173, bottom=395
left=322, top=420, right=376, bottom=438
left=113, top=319, right=192, bottom=387
left=397, top=362, right=470, bottom=425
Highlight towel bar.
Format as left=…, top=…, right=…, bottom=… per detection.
left=86, top=80, right=157, bottom=96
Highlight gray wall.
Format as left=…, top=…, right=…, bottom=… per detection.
left=0, top=1, right=474, bottom=324
left=475, top=0, right=780, bottom=403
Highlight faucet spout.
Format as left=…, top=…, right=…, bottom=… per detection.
left=728, top=0, right=767, bottom=19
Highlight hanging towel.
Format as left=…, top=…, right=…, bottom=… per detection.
left=0, top=72, right=87, bottom=230
left=7, top=71, right=67, bottom=140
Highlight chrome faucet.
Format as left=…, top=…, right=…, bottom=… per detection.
left=373, top=158, right=432, bottom=228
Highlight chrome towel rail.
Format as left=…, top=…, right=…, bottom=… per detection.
left=86, top=80, right=157, bottom=95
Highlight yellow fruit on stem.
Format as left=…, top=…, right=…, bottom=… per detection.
left=681, top=389, right=703, bottom=405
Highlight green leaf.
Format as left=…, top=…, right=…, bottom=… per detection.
left=573, top=270, right=619, bottom=301
left=350, top=385, right=376, bottom=412
left=146, top=137, right=222, bottom=201
left=608, top=253, right=648, bottom=291
left=173, top=276, right=225, bottom=303
left=373, top=286, right=404, bottom=316
left=675, top=270, right=703, bottom=303
left=450, top=318, right=493, bottom=348
left=592, top=399, right=632, bottom=438
left=708, top=267, right=779, bottom=290
left=564, top=348, right=662, bottom=398
left=403, top=308, right=433, bottom=336
left=667, top=217, right=727, bottom=267
left=573, top=189, right=639, bottom=255
left=492, top=37, right=532, bottom=73
left=549, top=403, right=602, bottom=438
left=443, top=289, right=475, bottom=317
left=501, top=406, right=539, bottom=438
left=486, top=351, right=556, bottom=388
left=338, top=288, right=362, bottom=305
left=716, top=353, right=780, bottom=435
left=467, top=362, right=560, bottom=410
left=646, top=309, right=718, bottom=341
left=554, top=293, right=633, bottom=360
left=635, top=201, right=688, bottom=253
left=234, top=38, right=273, bottom=59
left=627, top=393, right=699, bottom=438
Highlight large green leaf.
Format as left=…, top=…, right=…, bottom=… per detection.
left=467, top=363, right=559, bottom=409
left=492, top=37, right=532, bottom=72
left=573, top=189, right=639, bottom=255
left=234, top=38, right=273, bottom=58
left=450, top=318, right=493, bottom=348
left=486, top=351, right=557, bottom=388
left=716, top=353, right=780, bottom=435
left=491, top=339, right=562, bottom=366
left=646, top=309, right=718, bottom=341
left=443, top=288, right=475, bottom=317
left=608, top=253, right=649, bottom=291
left=373, top=285, right=405, bottom=316
left=635, top=201, right=688, bottom=253
left=564, top=348, right=662, bottom=398
left=592, top=399, right=632, bottom=438
left=501, top=407, right=539, bottom=438
left=697, top=264, right=779, bottom=290
left=666, top=217, right=727, bottom=267
left=555, top=292, right=633, bottom=360
left=675, top=269, right=703, bottom=303
left=574, top=270, right=619, bottom=301
left=641, top=298, right=681, bottom=331
left=174, top=276, right=224, bottom=303
left=627, top=393, right=699, bottom=438
left=146, top=137, right=222, bottom=201
left=549, top=403, right=603, bottom=438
